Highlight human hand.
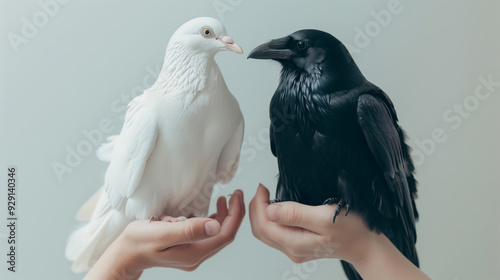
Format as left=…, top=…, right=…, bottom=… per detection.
left=249, top=184, right=371, bottom=264
left=85, top=189, right=245, bottom=280
left=249, top=184, right=429, bottom=280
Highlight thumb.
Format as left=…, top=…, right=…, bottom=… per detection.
left=159, top=218, right=221, bottom=246
left=266, top=202, right=327, bottom=232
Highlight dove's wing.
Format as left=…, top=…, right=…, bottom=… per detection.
left=96, top=135, right=119, bottom=162
left=216, top=119, right=244, bottom=184
left=104, top=95, right=159, bottom=211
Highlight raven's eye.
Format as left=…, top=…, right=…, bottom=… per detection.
left=297, top=41, right=307, bottom=50
left=202, top=28, right=212, bottom=38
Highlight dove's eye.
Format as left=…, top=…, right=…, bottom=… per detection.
left=297, top=41, right=307, bottom=51
left=202, top=28, right=212, bottom=38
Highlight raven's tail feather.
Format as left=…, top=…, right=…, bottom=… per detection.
left=341, top=260, right=362, bottom=280
left=401, top=236, right=419, bottom=268
left=395, top=205, right=419, bottom=268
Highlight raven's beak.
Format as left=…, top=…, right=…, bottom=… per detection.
left=248, top=36, right=293, bottom=60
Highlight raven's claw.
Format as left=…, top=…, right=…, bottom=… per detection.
left=333, top=200, right=344, bottom=223
left=345, top=204, right=351, bottom=216
left=323, top=197, right=352, bottom=223
left=322, top=197, right=338, bottom=205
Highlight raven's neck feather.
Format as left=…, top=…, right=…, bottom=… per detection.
left=274, top=68, right=322, bottom=140
left=278, top=66, right=322, bottom=97
left=274, top=66, right=368, bottom=141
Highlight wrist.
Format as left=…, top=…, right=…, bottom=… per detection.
left=348, top=232, right=429, bottom=280
left=85, top=235, right=144, bottom=280
left=339, top=228, right=382, bottom=268
left=348, top=231, right=387, bottom=269
left=108, top=235, right=145, bottom=280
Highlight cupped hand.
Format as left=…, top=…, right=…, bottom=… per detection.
left=249, top=184, right=374, bottom=264
left=249, top=184, right=430, bottom=280
left=85, top=189, right=245, bottom=280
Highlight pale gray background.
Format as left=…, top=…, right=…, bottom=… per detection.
left=1, top=0, right=499, bottom=279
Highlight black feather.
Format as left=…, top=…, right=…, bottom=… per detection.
left=249, top=29, right=419, bottom=279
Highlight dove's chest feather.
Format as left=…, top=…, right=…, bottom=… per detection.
left=132, top=78, right=241, bottom=216
left=161, top=95, right=237, bottom=144
left=140, top=83, right=239, bottom=215
left=142, top=87, right=238, bottom=180
left=157, top=66, right=240, bottom=149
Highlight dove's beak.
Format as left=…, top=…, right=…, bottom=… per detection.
left=218, top=36, right=243, bottom=54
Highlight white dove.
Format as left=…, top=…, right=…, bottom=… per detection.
left=66, top=17, right=244, bottom=273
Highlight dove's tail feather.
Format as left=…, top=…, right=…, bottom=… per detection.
left=96, top=135, right=119, bottom=162
left=75, top=188, right=103, bottom=222
left=66, top=191, right=131, bottom=273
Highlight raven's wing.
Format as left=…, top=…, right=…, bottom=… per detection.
left=356, top=93, right=417, bottom=247
left=270, top=125, right=277, bottom=156
left=104, top=94, right=159, bottom=212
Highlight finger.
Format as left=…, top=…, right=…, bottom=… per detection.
left=249, top=185, right=324, bottom=257
left=249, top=184, right=271, bottom=238
left=215, top=189, right=245, bottom=244
left=214, top=196, right=228, bottom=224
left=249, top=184, right=295, bottom=241
left=193, top=189, right=245, bottom=260
left=249, top=184, right=279, bottom=240
left=209, top=196, right=228, bottom=222
left=152, top=218, right=221, bottom=248
left=266, top=202, right=336, bottom=234
left=161, top=189, right=246, bottom=264
left=248, top=183, right=272, bottom=230
left=251, top=183, right=271, bottom=205
left=249, top=185, right=291, bottom=250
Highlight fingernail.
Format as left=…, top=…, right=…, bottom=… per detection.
left=267, top=204, right=281, bottom=222
left=234, top=190, right=243, bottom=204
left=257, top=183, right=264, bottom=194
left=204, top=221, right=220, bottom=236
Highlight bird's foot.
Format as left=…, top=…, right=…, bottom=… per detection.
left=270, top=198, right=283, bottom=204
left=322, top=197, right=339, bottom=205
left=162, top=216, right=187, bottom=222
left=149, top=216, right=187, bottom=223
left=323, top=197, right=351, bottom=223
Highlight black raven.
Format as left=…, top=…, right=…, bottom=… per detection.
left=248, top=30, right=419, bottom=280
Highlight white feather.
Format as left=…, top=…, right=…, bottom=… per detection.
left=66, top=192, right=132, bottom=272
left=75, top=188, right=103, bottom=222
left=66, top=17, right=244, bottom=272
left=96, top=135, right=119, bottom=162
